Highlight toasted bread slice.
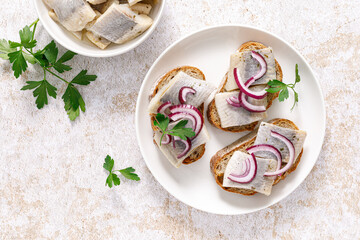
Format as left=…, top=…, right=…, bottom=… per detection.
left=210, top=118, right=303, bottom=196
left=207, top=41, right=283, bottom=132
left=149, top=66, right=207, bottom=165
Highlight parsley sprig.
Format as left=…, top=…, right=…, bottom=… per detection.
left=153, top=113, right=195, bottom=146
left=266, top=64, right=301, bottom=110
left=103, top=155, right=140, bottom=188
left=0, top=19, right=97, bottom=120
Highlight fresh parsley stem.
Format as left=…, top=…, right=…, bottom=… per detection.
left=159, top=133, right=165, bottom=146
left=154, top=116, right=166, bottom=146
left=290, top=88, right=297, bottom=110
left=30, top=19, right=39, bottom=51
left=22, top=47, right=68, bottom=84
left=43, top=68, right=46, bottom=80
left=44, top=68, right=69, bottom=84
left=23, top=47, right=41, bottom=64
left=29, top=18, right=39, bottom=28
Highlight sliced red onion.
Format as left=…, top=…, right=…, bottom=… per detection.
left=161, top=134, right=171, bottom=145
left=179, top=87, right=196, bottom=104
left=226, top=97, right=242, bottom=107
left=157, top=101, right=172, bottom=114
left=227, top=77, right=266, bottom=112
left=246, top=144, right=282, bottom=174
left=235, top=160, right=250, bottom=178
left=168, top=112, right=201, bottom=137
left=234, top=68, right=268, bottom=99
left=251, top=51, right=267, bottom=80
left=239, top=91, right=266, bottom=112
left=173, top=136, right=192, bottom=159
left=169, top=104, right=204, bottom=137
left=238, top=70, right=267, bottom=112
left=229, top=96, right=240, bottom=103
left=228, top=153, right=257, bottom=184
left=263, top=131, right=295, bottom=176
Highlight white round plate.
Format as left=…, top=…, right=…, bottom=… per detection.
left=136, top=25, right=326, bottom=215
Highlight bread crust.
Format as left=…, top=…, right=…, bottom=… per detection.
left=207, top=41, right=283, bottom=132
left=210, top=118, right=303, bottom=196
left=149, top=66, right=207, bottom=165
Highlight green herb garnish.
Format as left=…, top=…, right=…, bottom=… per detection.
left=153, top=113, right=195, bottom=145
left=103, top=155, right=140, bottom=188
left=266, top=64, right=301, bottom=110
left=0, top=19, right=97, bottom=120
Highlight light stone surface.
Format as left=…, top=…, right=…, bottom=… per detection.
left=1, top=0, right=360, bottom=239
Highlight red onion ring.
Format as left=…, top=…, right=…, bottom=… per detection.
left=179, top=86, right=196, bottom=104
left=226, top=97, right=242, bottom=107
left=173, top=136, right=192, bottom=159
left=229, top=96, right=240, bottom=103
left=234, top=68, right=268, bottom=99
left=239, top=91, right=267, bottom=112
left=237, top=66, right=267, bottom=112
left=161, top=134, right=171, bottom=145
left=168, top=112, right=201, bottom=138
left=263, top=131, right=295, bottom=176
left=169, top=104, right=204, bottom=137
left=228, top=153, right=257, bottom=184
left=251, top=51, right=268, bottom=80
left=246, top=144, right=282, bottom=175
left=226, top=78, right=267, bottom=112
left=235, top=160, right=250, bottom=178
left=233, top=50, right=268, bottom=99
left=157, top=101, right=172, bottom=114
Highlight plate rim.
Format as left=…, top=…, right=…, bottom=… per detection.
left=135, top=24, right=326, bottom=215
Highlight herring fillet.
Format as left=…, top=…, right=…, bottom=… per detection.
left=225, top=48, right=277, bottom=91
left=128, top=0, right=142, bottom=6
left=89, top=3, right=153, bottom=44
left=87, top=0, right=107, bottom=4
left=44, top=0, right=96, bottom=32
left=148, top=71, right=216, bottom=114
left=153, top=126, right=210, bottom=168
left=223, top=151, right=277, bottom=196
left=214, top=87, right=268, bottom=128
left=254, top=122, right=307, bottom=163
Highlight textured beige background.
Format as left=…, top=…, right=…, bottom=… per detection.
left=0, top=0, right=359, bottom=239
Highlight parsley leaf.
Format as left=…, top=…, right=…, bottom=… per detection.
left=8, top=50, right=28, bottom=78
left=61, top=70, right=97, bottom=120
left=103, top=155, right=114, bottom=172
left=62, top=84, right=85, bottom=120
left=23, top=54, right=36, bottom=64
left=2, top=19, right=97, bottom=121
left=53, top=50, right=77, bottom=73
left=153, top=113, right=195, bottom=144
left=21, top=80, right=57, bottom=109
left=118, top=167, right=140, bottom=181
left=153, top=113, right=169, bottom=132
left=44, top=40, right=58, bottom=64
left=0, top=39, right=17, bottom=60
left=169, top=120, right=195, bottom=140
left=103, top=155, right=140, bottom=188
left=266, top=64, right=301, bottom=110
left=278, top=87, right=289, bottom=102
left=19, top=25, right=37, bottom=49
left=71, top=70, right=97, bottom=85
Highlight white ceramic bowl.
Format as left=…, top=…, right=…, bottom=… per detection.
left=33, top=0, right=165, bottom=57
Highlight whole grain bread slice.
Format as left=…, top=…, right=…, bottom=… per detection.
left=149, top=66, right=207, bottom=165
left=207, top=41, right=283, bottom=132
left=210, top=118, right=303, bottom=196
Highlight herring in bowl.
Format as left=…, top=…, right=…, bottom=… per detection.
left=34, top=0, right=165, bottom=57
